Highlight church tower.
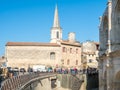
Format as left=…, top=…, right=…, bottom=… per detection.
left=50, top=5, right=62, bottom=43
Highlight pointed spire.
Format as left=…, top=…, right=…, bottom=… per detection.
left=53, top=5, right=60, bottom=27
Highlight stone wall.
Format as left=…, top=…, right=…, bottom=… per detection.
left=99, top=0, right=120, bottom=90
left=57, top=74, right=85, bottom=90
left=6, top=43, right=82, bottom=69
left=6, top=46, right=61, bottom=69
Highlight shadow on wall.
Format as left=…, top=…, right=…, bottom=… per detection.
left=86, top=73, right=99, bottom=90
left=57, top=74, right=84, bottom=90
left=51, top=79, right=57, bottom=88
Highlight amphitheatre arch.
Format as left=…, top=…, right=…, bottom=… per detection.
left=100, top=15, right=108, bottom=51
left=114, top=71, right=120, bottom=89
left=112, top=0, right=120, bottom=49
left=103, top=70, right=107, bottom=90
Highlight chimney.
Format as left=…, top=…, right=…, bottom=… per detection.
left=68, top=32, right=75, bottom=43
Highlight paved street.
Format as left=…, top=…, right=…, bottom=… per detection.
left=53, top=87, right=69, bottom=90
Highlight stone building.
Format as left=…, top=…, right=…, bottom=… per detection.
left=0, top=56, right=6, bottom=67
left=81, top=41, right=99, bottom=69
left=99, top=0, right=120, bottom=90
left=5, top=5, right=81, bottom=70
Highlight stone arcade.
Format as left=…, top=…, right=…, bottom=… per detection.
left=99, top=0, right=120, bottom=90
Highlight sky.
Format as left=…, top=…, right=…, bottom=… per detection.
left=0, top=0, right=107, bottom=56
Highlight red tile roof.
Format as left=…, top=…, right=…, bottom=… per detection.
left=61, top=40, right=81, bottom=47
left=6, top=42, right=60, bottom=47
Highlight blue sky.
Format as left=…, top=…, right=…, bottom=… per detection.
left=0, top=0, right=107, bottom=56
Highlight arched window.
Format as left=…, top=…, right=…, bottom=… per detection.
left=103, top=16, right=108, bottom=50
left=111, top=0, right=120, bottom=46
left=67, top=59, right=70, bottom=65
left=76, top=60, right=78, bottom=65
left=57, top=31, right=59, bottom=39
left=50, top=52, right=55, bottom=60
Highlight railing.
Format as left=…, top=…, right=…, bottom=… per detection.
left=0, top=72, right=56, bottom=90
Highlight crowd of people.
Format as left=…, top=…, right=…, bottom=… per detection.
left=0, top=66, right=99, bottom=88
left=53, top=67, right=98, bottom=75
left=0, top=66, right=98, bottom=83
left=54, top=67, right=79, bottom=75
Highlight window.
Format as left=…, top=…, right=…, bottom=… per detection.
left=50, top=52, right=55, bottom=60
left=70, top=48, right=72, bottom=53
left=76, top=49, right=78, bottom=54
left=61, top=59, right=64, bottom=65
left=63, top=47, right=66, bottom=52
left=89, top=59, right=92, bottom=63
left=67, top=59, right=70, bottom=65
left=118, top=17, right=120, bottom=24
left=57, top=31, right=59, bottom=39
left=76, top=60, right=78, bottom=65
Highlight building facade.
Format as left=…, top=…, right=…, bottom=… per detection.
left=0, top=56, right=6, bottom=67
left=5, top=5, right=81, bottom=70
left=99, top=0, right=120, bottom=90
left=81, top=41, right=99, bottom=69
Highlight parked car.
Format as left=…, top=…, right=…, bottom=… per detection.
left=7, top=67, right=12, bottom=72
left=20, top=68, right=26, bottom=72
left=33, top=65, right=47, bottom=72
left=37, top=68, right=47, bottom=72
left=48, top=67, right=53, bottom=72
left=27, top=68, right=33, bottom=72
left=12, top=67, right=19, bottom=72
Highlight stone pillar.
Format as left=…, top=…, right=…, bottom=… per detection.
left=108, top=0, right=112, bottom=53
left=106, top=1, right=112, bottom=90
left=99, top=59, right=104, bottom=90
